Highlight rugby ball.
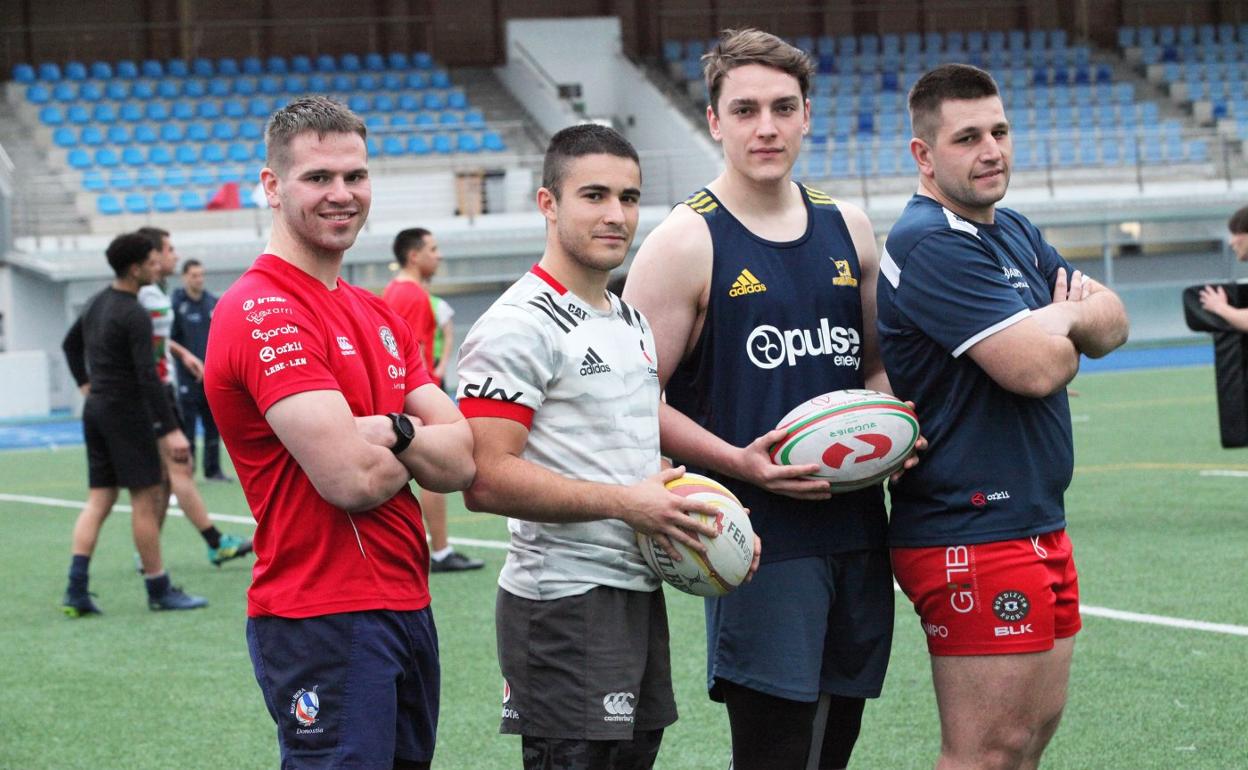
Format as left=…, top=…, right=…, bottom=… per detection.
left=770, top=389, right=919, bottom=492
left=637, top=473, right=755, bottom=597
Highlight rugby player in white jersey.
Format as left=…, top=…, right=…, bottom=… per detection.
left=458, top=124, right=757, bottom=770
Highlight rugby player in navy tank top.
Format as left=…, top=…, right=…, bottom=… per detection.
left=625, top=28, right=923, bottom=770
left=877, top=64, right=1129, bottom=769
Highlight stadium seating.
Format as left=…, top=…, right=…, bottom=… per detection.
left=13, top=49, right=510, bottom=212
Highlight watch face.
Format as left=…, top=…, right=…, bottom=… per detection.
left=395, top=414, right=414, bottom=438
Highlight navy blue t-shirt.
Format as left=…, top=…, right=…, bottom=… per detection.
left=170, top=287, right=217, bottom=389
left=877, top=195, right=1075, bottom=547
left=665, top=184, right=887, bottom=563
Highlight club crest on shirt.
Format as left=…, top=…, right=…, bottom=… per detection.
left=378, top=326, right=400, bottom=359
left=831, top=259, right=859, bottom=287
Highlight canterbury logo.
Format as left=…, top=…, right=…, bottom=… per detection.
left=579, top=347, right=612, bottom=376
left=602, top=692, right=635, bottom=716
left=729, top=269, right=767, bottom=297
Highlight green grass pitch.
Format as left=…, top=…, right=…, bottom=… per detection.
left=1, top=365, right=1245, bottom=768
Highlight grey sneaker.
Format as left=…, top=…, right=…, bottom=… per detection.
left=149, top=585, right=209, bottom=611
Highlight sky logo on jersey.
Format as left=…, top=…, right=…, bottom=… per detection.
left=746, top=318, right=860, bottom=369
left=729, top=268, right=767, bottom=297
left=831, top=259, right=858, bottom=287
left=580, top=348, right=612, bottom=376
left=462, top=376, right=523, bottom=402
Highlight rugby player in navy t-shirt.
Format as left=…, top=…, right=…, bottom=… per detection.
left=877, top=64, right=1129, bottom=768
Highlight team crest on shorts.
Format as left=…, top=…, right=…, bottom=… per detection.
left=290, top=687, right=322, bottom=730
left=378, top=326, right=400, bottom=359
left=993, top=590, right=1030, bottom=622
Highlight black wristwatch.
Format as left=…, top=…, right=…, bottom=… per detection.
left=387, top=412, right=415, bottom=455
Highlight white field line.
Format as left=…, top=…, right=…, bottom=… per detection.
left=4, top=493, right=1246, bottom=637
left=1198, top=469, right=1248, bottom=478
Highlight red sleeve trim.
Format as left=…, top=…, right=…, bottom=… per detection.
left=459, top=397, right=534, bottom=428
left=530, top=264, right=567, bottom=295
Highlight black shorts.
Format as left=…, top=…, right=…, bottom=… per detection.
left=83, top=396, right=162, bottom=489
left=247, top=608, right=441, bottom=767
left=496, top=585, right=677, bottom=741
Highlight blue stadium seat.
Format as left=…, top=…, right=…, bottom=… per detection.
left=390, top=114, right=411, bottom=128
left=432, top=133, right=453, bottom=154
left=141, top=59, right=163, bottom=78
left=291, top=55, right=313, bottom=74
left=447, top=90, right=468, bottom=109
left=316, top=54, right=337, bottom=73
left=408, top=135, right=431, bottom=155
left=53, top=126, right=77, bottom=148
left=134, top=124, right=159, bottom=144
left=219, top=166, right=243, bottom=183
left=396, top=93, right=420, bottom=113
left=38, top=62, right=62, bottom=81
left=307, top=74, right=329, bottom=92
left=365, top=52, right=390, bottom=71
left=115, top=60, right=139, bottom=79
left=109, top=169, right=135, bottom=189
left=157, top=79, right=181, bottom=99
left=67, top=148, right=92, bottom=169
left=228, top=142, right=251, bottom=163
left=341, top=54, right=362, bottom=72
left=52, top=82, right=76, bottom=102
left=464, top=109, right=486, bottom=128
left=183, top=79, right=206, bottom=98
left=1188, top=140, right=1209, bottom=162
left=260, top=75, right=286, bottom=95
left=164, top=167, right=188, bottom=187
left=406, top=72, right=429, bottom=90
left=197, top=101, right=222, bottom=120
left=357, top=74, right=380, bottom=91
left=388, top=52, right=410, bottom=70
left=246, top=97, right=270, bottom=118
left=266, top=56, right=288, bottom=74
left=239, top=121, right=263, bottom=141
left=146, top=102, right=170, bottom=122
left=202, top=144, right=226, bottom=164
left=122, top=146, right=145, bottom=166
left=105, top=80, right=130, bottom=100
left=431, top=70, right=451, bottom=89
left=151, top=191, right=176, bottom=213
left=370, top=94, right=393, bottom=113
left=482, top=131, right=505, bottom=152
left=137, top=167, right=162, bottom=188
left=156, top=123, right=182, bottom=143
left=415, top=112, right=436, bottom=129
left=167, top=59, right=189, bottom=78
left=176, top=144, right=199, bottom=164
left=149, top=146, right=173, bottom=166
left=38, top=105, right=63, bottom=125
left=79, top=82, right=102, bottom=103
left=89, top=61, right=112, bottom=79
left=413, top=52, right=434, bottom=70
left=186, top=123, right=210, bottom=142
left=224, top=99, right=247, bottom=119
left=242, top=57, right=264, bottom=76
left=439, top=111, right=460, bottom=127
left=235, top=78, right=257, bottom=97
left=179, top=190, right=205, bottom=211
left=382, top=136, right=405, bottom=156
left=80, top=125, right=104, bottom=146
left=424, top=91, right=446, bottom=110
left=124, top=193, right=150, bottom=214
left=329, top=73, right=351, bottom=92
left=97, top=194, right=123, bottom=215
left=191, top=166, right=216, bottom=186
left=67, top=104, right=90, bottom=124
left=253, top=141, right=266, bottom=160
left=103, top=124, right=129, bottom=145
left=83, top=169, right=106, bottom=191
left=217, top=58, right=240, bottom=77
left=13, top=63, right=36, bottom=83
left=211, top=122, right=237, bottom=141
left=366, top=136, right=380, bottom=156
left=208, top=78, right=231, bottom=97
left=348, top=94, right=370, bottom=113
left=132, top=81, right=155, bottom=100
left=117, top=102, right=141, bottom=123
left=380, top=71, right=403, bottom=91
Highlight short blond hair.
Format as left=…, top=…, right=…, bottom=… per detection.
left=702, top=28, right=813, bottom=115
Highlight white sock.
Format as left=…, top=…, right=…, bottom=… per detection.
left=431, top=546, right=454, bottom=561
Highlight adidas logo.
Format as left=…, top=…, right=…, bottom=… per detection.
left=579, top=347, right=612, bottom=376
left=729, top=269, right=767, bottom=297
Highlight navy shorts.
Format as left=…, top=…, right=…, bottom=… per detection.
left=83, top=395, right=162, bottom=489
left=247, top=608, right=440, bottom=768
left=706, top=550, right=894, bottom=702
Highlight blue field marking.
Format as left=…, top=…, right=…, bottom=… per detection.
left=0, top=418, right=84, bottom=451
left=1080, top=343, right=1212, bottom=373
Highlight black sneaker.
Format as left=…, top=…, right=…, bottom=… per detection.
left=430, top=550, right=485, bottom=573
left=62, top=592, right=102, bottom=618
left=149, top=585, right=209, bottom=611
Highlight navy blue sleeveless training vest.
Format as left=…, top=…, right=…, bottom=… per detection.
left=665, top=184, right=887, bottom=562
